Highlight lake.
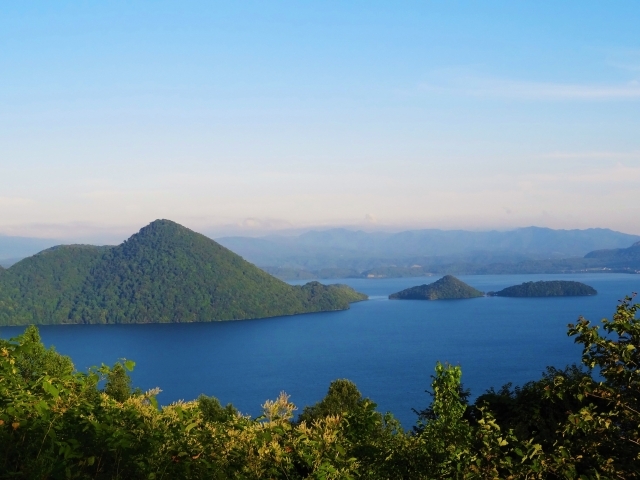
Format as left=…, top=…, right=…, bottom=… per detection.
left=2, top=273, right=638, bottom=428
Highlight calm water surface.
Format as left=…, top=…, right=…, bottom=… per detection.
left=2, top=273, right=638, bottom=427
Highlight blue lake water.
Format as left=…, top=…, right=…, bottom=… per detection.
left=2, top=273, right=638, bottom=428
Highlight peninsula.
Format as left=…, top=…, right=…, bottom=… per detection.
left=389, top=275, right=483, bottom=300
left=487, top=280, right=597, bottom=297
left=0, top=220, right=366, bottom=326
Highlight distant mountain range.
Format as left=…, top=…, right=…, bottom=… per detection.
left=0, top=236, right=60, bottom=266
left=216, top=227, right=640, bottom=278
left=0, top=220, right=366, bottom=326
left=2, top=225, right=639, bottom=282
left=219, top=226, right=640, bottom=261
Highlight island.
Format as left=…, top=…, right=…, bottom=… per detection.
left=487, top=280, right=597, bottom=297
left=0, top=219, right=367, bottom=326
left=389, top=275, right=483, bottom=300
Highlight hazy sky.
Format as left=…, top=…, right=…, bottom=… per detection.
left=2, top=1, right=639, bottom=241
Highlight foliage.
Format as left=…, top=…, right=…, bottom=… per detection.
left=0, top=245, right=108, bottom=325
left=1, top=295, right=639, bottom=478
left=298, top=379, right=365, bottom=425
left=553, top=294, right=640, bottom=477
left=0, top=220, right=366, bottom=326
left=412, top=374, right=471, bottom=435
left=389, top=275, right=484, bottom=300
left=197, top=394, right=238, bottom=424
left=488, top=280, right=597, bottom=297
left=469, top=365, right=594, bottom=448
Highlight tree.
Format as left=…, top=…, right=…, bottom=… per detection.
left=5, top=325, right=74, bottom=382
left=547, top=294, right=640, bottom=477
left=197, top=394, right=237, bottom=423
left=104, top=361, right=133, bottom=402
left=297, top=379, right=364, bottom=425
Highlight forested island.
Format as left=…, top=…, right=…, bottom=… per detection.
left=0, top=220, right=366, bottom=326
left=487, top=280, right=597, bottom=297
left=1, top=296, right=638, bottom=478
left=389, top=275, right=483, bottom=300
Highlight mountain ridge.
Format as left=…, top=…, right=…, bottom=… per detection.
left=217, top=226, right=640, bottom=273
left=216, top=227, right=640, bottom=278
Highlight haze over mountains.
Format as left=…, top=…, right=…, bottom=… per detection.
left=216, top=227, right=640, bottom=278
left=0, top=236, right=60, bottom=267
left=2, top=225, right=640, bottom=278
left=584, top=242, right=640, bottom=269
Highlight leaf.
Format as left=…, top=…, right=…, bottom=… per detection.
left=124, top=359, right=136, bottom=371
left=185, top=422, right=198, bottom=433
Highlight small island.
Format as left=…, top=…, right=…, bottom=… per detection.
left=487, top=280, right=597, bottom=297
left=389, top=275, right=483, bottom=300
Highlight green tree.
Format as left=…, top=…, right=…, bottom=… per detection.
left=297, top=379, right=364, bottom=425
left=545, top=294, right=640, bottom=477
left=197, top=394, right=237, bottom=423
left=471, top=365, right=593, bottom=448
left=5, top=325, right=74, bottom=381
left=104, top=361, right=134, bottom=402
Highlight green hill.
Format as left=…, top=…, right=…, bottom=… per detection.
left=487, top=280, right=597, bottom=297
left=389, top=275, right=483, bottom=300
left=0, top=220, right=366, bottom=326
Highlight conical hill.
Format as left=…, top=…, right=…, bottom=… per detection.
left=389, top=275, right=483, bottom=300
left=0, top=220, right=366, bottom=326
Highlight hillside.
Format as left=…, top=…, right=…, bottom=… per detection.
left=389, top=275, right=483, bottom=300
left=487, top=280, right=597, bottom=297
left=584, top=241, right=640, bottom=271
left=0, top=245, right=110, bottom=325
left=0, top=220, right=366, bottom=326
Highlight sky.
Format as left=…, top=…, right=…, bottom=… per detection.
left=1, top=1, right=639, bottom=242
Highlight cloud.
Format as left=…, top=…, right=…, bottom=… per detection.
left=418, top=70, right=640, bottom=100
left=364, top=213, right=378, bottom=224
left=537, top=151, right=640, bottom=160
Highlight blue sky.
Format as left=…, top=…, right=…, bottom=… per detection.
left=1, top=1, right=639, bottom=240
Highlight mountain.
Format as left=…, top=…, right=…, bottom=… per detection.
left=488, top=281, right=597, bottom=297
left=389, top=275, right=483, bottom=300
left=217, top=227, right=640, bottom=276
left=0, top=220, right=366, bottom=326
left=584, top=241, right=640, bottom=271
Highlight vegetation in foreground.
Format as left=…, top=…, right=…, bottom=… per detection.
left=1, top=296, right=638, bottom=479
left=0, top=220, right=366, bottom=326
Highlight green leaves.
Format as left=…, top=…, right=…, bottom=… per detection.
left=41, top=379, right=59, bottom=398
